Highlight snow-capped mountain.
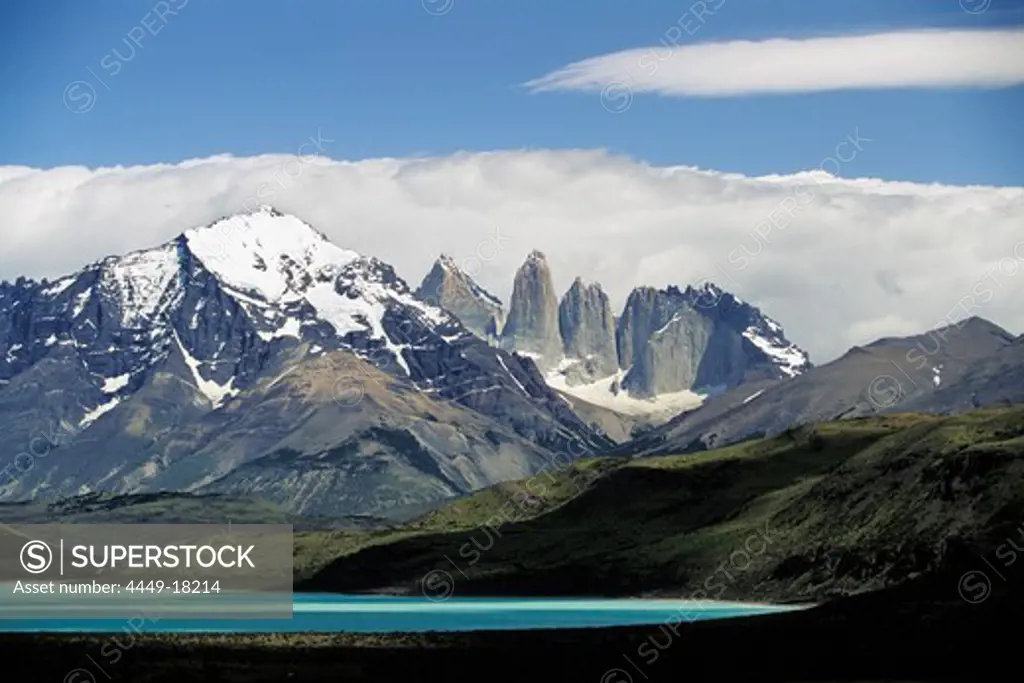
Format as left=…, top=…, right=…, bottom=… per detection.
left=0, top=207, right=611, bottom=516
left=2, top=208, right=464, bottom=414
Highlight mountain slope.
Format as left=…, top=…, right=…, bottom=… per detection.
left=298, top=405, right=1024, bottom=601
left=900, top=334, right=1024, bottom=414
left=187, top=351, right=563, bottom=519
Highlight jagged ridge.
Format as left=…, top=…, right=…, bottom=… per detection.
left=412, top=250, right=812, bottom=411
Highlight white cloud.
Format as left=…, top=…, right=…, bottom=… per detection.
left=1, top=150, right=1022, bottom=365
left=525, top=28, right=1024, bottom=97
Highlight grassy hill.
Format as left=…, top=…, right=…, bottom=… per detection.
left=297, top=405, right=1024, bottom=601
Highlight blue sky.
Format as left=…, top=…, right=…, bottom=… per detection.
left=1, top=0, right=1023, bottom=185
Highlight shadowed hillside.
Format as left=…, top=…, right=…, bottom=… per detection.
left=298, top=405, right=1024, bottom=602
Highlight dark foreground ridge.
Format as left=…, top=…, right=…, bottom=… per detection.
left=1, top=569, right=1020, bottom=682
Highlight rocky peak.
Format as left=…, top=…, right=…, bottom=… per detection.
left=557, top=277, right=617, bottom=385
left=615, top=281, right=811, bottom=397
left=675, top=284, right=811, bottom=378
left=525, top=249, right=547, bottom=262
left=337, top=256, right=409, bottom=297
left=437, top=253, right=460, bottom=270
left=414, top=254, right=505, bottom=340
left=501, top=250, right=562, bottom=369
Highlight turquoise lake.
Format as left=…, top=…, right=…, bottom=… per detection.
left=0, top=594, right=802, bottom=633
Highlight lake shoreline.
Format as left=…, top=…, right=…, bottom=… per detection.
left=1, top=569, right=1019, bottom=682
left=0, top=595, right=801, bottom=634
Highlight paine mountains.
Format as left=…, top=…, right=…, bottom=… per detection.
left=415, top=249, right=811, bottom=411
left=5, top=207, right=1015, bottom=521
left=0, top=207, right=802, bottom=518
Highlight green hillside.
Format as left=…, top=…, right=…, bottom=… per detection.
left=297, top=405, right=1024, bottom=601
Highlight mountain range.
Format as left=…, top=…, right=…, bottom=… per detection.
left=0, top=208, right=607, bottom=518
left=413, top=244, right=812, bottom=420
left=1, top=206, right=1020, bottom=519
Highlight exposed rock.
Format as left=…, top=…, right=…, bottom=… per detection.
left=615, top=283, right=811, bottom=397
left=414, top=254, right=505, bottom=341
left=557, top=278, right=618, bottom=385
left=500, top=250, right=562, bottom=370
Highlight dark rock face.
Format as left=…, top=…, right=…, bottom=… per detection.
left=414, top=255, right=505, bottom=341
left=500, top=251, right=562, bottom=370
left=557, top=278, right=618, bottom=385
left=615, top=284, right=810, bottom=397
left=0, top=208, right=611, bottom=515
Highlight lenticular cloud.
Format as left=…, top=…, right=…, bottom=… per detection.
left=525, top=29, right=1024, bottom=97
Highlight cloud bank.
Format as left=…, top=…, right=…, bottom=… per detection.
left=1, top=150, right=1022, bottom=364
left=525, top=28, right=1024, bottom=97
